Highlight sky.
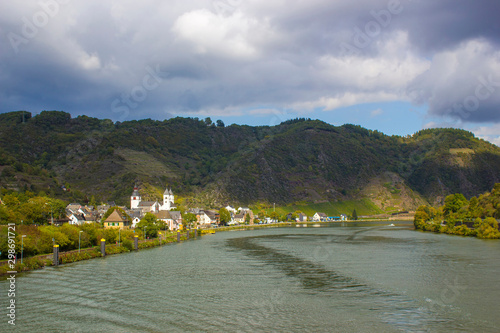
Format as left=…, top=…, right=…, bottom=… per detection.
left=1, top=0, right=500, bottom=145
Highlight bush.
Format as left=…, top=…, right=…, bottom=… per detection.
left=122, top=238, right=134, bottom=251
left=476, top=218, right=500, bottom=239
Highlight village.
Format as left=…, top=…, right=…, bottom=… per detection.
left=62, top=185, right=348, bottom=231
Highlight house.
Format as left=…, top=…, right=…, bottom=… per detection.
left=233, top=213, right=245, bottom=224
left=97, top=204, right=111, bottom=217
left=67, top=209, right=86, bottom=226
left=137, top=201, right=160, bottom=214
left=313, top=212, right=328, bottom=222
left=154, top=210, right=174, bottom=230
left=153, top=210, right=182, bottom=231
left=83, top=213, right=97, bottom=224
left=225, top=205, right=237, bottom=214
left=297, top=213, right=308, bottom=222
left=238, top=207, right=251, bottom=213
left=197, top=211, right=212, bottom=226
left=207, top=210, right=220, bottom=225
left=104, top=210, right=130, bottom=229
left=169, top=211, right=183, bottom=230
left=128, top=210, right=142, bottom=228
left=51, top=217, right=70, bottom=226
left=131, top=217, right=141, bottom=229
left=188, top=208, right=203, bottom=215
left=66, top=203, right=82, bottom=212
left=198, top=210, right=219, bottom=227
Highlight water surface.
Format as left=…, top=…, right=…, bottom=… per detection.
left=2, top=222, right=499, bottom=332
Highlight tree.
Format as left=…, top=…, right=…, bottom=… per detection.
left=204, top=117, right=213, bottom=126
left=216, top=119, right=225, bottom=127
left=219, top=207, right=230, bottom=225
left=476, top=217, right=500, bottom=239
left=269, top=211, right=279, bottom=222
left=183, top=213, right=197, bottom=229
left=413, top=206, right=429, bottom=229
left=89, top=195, right=97, bottom=207
left=352, top=209, right=358, bottom=220
left=245, top=213, right=251, bottom=224
left=443, top=193, right=468, bottom=218
left=136, top=212, right=159, bottom=238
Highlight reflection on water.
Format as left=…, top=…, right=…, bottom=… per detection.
left=226, top=234, right=462, bottom=332
left=1, top=222, right=499, bottom=332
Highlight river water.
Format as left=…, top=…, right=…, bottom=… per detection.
left=2, top=222, right=499, bottom=332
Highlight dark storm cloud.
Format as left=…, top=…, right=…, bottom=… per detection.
left=0, top=0, right=499, bottom=128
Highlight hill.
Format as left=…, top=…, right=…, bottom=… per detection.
left=1, top=111, right=500, bottom=212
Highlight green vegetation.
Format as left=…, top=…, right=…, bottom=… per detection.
left=183, top=213, right=197, bottom=228
left=352, top=209, right=358, bottom=220
left=270, top=199, right=382, bottom=218
left=1, top=111, right=500, bottom=210
left=136, top=212, right=164, bottom=238
left=0, top=190, right=66, bottom=225
left=219, top=207, right=230, bottom=225
left=414, top=183, right=500, bottom=239
left=0, top=223, right=140, bottom=260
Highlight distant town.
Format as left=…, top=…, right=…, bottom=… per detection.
left=62, top=185, right=348, bottom=231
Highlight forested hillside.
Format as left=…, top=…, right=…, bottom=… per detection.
left=1, top=111, right=500, bottom=210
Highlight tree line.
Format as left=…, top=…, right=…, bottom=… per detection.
left=414, top=183, right=500, bottom=239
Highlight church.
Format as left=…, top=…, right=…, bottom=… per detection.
left=130, top=185, right=176, bottom=213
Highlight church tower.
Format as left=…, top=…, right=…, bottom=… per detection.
left=161, top=187, right=176, bottom=211
left=131, top=185, right=141, bottom=209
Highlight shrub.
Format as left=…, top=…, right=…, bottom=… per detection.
left=122, top=238, right=134, bottom=251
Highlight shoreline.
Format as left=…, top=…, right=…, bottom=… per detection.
left=1, top=220, right=400, bottom=276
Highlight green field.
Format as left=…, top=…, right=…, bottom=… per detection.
left=269, top=199, right=383, bottom=217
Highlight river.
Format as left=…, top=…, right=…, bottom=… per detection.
left=2, top=222, right=499, bottom=332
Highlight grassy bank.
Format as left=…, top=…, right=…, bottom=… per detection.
left=270, top=199, right=383, bottom=217
left=0, top=230, right=195, bottom=276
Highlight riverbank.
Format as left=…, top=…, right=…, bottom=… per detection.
left=0, top=230, right=192, bottom=276
left=1, top=221, right=385, bottom=276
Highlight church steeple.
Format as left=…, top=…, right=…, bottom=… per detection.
left=161, top=186, right=176, bottom=211
left=131, top=185, right=141, bottom=209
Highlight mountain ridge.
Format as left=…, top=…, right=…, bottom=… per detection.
left=1, top=110, right=500, bottom=212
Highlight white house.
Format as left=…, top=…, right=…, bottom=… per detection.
left=225, top=205, right=237, bottom=214
left=198, top=211, right=213, bottom=226
left=197, top=210, right=218, bottom=227
left=312, top=212, right=328, bottom=222
left=233, top=213, right=245, bottom=224
left=68, top=212, right=85, bottom=226
left=131, top=217, right=141, bottom=228
left=154, top=210, right=174, bottom=230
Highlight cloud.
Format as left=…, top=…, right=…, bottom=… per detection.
left=0, top=0, right=499, bottom=136
left=172, top=9, right=260, bottom=60
left=408, top=38, right=500, bottom=124
left=370, top=108, right=383, bottom=117
left=471, top=123, right=500, bottom=147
